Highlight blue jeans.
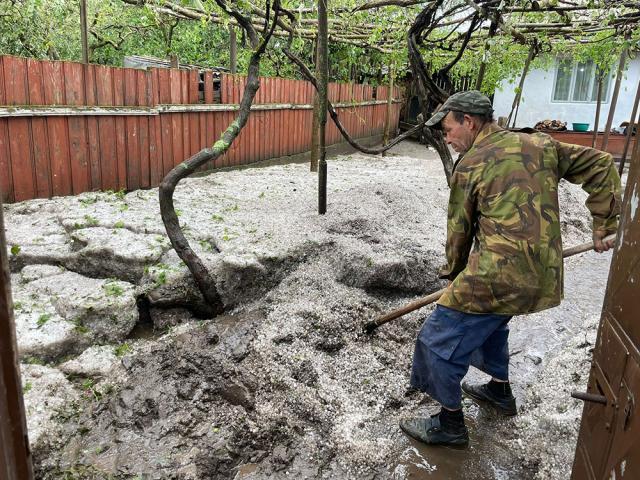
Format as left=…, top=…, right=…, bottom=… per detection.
left=410, top=305, right=512, bottom=410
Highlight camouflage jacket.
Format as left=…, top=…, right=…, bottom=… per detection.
left=437, top=123, right=622, bottom=315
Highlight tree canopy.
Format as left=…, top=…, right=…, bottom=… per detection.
left=2, top=0, right=637, bottom=91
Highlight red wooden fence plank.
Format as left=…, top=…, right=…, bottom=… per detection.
left=179, top=70, right=191, bottom=163
left=4, top=56, right=36, bottom=201
left=42, top=60, right=72, bottom=197
left=149, top=68, right=163, bottom=184
left=0, top=57, right=13, bottom=202
left=168, top=69, right=184, bottom=170
left=294, top=79, right=301, bottom=153
left=156, top=68, right=173, bottom=177
left=204, top=72, right=214, bottom=104
left=189, top=69, right=199, bottom=104
left=219, top=74, right=225, bottom=104
left=262, top=77, right=270, bottom=162
left=256, top=77, right=264, bottom=162
left=271, top=77, right=278, bottom=160
left=137, top=70, right=150, bottom=188
left=84, top=65, right=101, bottom=190
left=203, top=72, right=214, bottom=170
left=123, top=68, right=140, bottom=191
left=295, top=80, right=303, bottom=154
left=282, top=79, right=289, bottom=157
left=309, top=82, right=315, bottom=151
left=281, top=78, right=289, bottom=160
left=93, top=65, right=118, bottom=191
left=26, top=58, right=52, bottom=198
left=289, top=80, right=297, bottom=155
left=63, top=61, right=90, bottom=195
left=112, top=68, right=127, bottom=190
left=272, top=77, right=279, bottom=161
left=189, top=70, right=199, bottom=158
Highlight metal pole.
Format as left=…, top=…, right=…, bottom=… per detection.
left=317, top=0, right=328, bottom=214
left=0, top=196, right=34, bottom=479
left=618, top=77, right=640, bottom=176
left=80, top=0, right=89, bottom=64
left=601, top=47, right=628, bottom=153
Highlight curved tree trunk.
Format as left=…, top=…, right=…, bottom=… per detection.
left=159, top=1, right=279, bottom=314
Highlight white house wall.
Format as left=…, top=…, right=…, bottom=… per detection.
left=492, top=57, right=640, bottom=131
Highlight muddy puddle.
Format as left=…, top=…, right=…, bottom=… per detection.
left=392, top=406, right=528, bottom=479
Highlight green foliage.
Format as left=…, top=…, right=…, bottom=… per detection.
left=10, top=245, right=20, bottom=256
left=23, top=356, right=45, bottom=365
left=83, top=215, right=99, bottom=227
left=114, top=221, right=125, bottom=229
left=0, top=0, right=632, bottom=99
left=37, top=313, right=51, bottom=328
left=103, top=282, right=124, bottom=296
left=114, top=342, right=132, bottom=357
left=23, top=381, right=33, bottom=394
left=72, top=318, right=89, bottom=334
left=79, top=196, right=98, bottom=206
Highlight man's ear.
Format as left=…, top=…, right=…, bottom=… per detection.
left=463, top=114, right=475, bottom=129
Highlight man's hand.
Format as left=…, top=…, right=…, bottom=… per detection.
left=593, top=229, right=616, bottom=253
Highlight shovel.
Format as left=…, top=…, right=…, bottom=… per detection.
left=363, top=234, right=616, bottom=334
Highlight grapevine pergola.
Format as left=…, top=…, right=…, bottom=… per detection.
left=149, top=0, right=639, bottom=313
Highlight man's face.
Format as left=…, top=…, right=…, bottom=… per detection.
left=441, top=112, right=476, bottom=154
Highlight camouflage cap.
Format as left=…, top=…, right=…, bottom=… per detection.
left=425, top=90, right=494, bottom=127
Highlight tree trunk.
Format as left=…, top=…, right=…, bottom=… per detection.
left=507, top=43, right=536, bottom=128
left=601, top=47, right=628, bottom=153
left=591, top=70, right=603, bottom=148
left=317, top=0, right=328, bottom=214
left=159, top=3, right=278, bottom=313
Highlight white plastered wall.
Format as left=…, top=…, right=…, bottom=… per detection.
left=492, top=57, right=640, bottom=131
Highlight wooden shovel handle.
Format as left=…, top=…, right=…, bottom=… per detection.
left=363, top=234, right=616, bottom=333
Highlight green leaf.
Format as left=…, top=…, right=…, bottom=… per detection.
left=37, top=313, right=51, bottom=328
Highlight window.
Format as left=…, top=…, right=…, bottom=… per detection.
left=552, top=59, right=611, bottom=103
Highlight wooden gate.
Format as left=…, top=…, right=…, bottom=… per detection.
left=571, top=139, right=640, bottom=478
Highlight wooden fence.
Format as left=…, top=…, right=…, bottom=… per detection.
left=0, top=55, right=401, bottom=203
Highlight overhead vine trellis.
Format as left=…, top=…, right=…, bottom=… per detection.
left=150, top=0, right=639, bottom=313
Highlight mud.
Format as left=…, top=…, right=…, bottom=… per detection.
left=5, top=140, right=611, bottom=479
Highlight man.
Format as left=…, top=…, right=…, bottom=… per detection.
left=400, top=91, right=621, bottom=446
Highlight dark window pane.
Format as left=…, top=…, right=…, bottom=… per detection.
left=573, top=61, right=595, bottom=102
left=553, top=60, right=572, bottom=101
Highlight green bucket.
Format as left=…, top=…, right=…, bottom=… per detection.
left=572, top=123, right=589, bottom=132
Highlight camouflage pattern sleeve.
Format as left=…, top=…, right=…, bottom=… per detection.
left=439, top=165, right=478, bottom=281
left=554, top=140, right=622, bottom=235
